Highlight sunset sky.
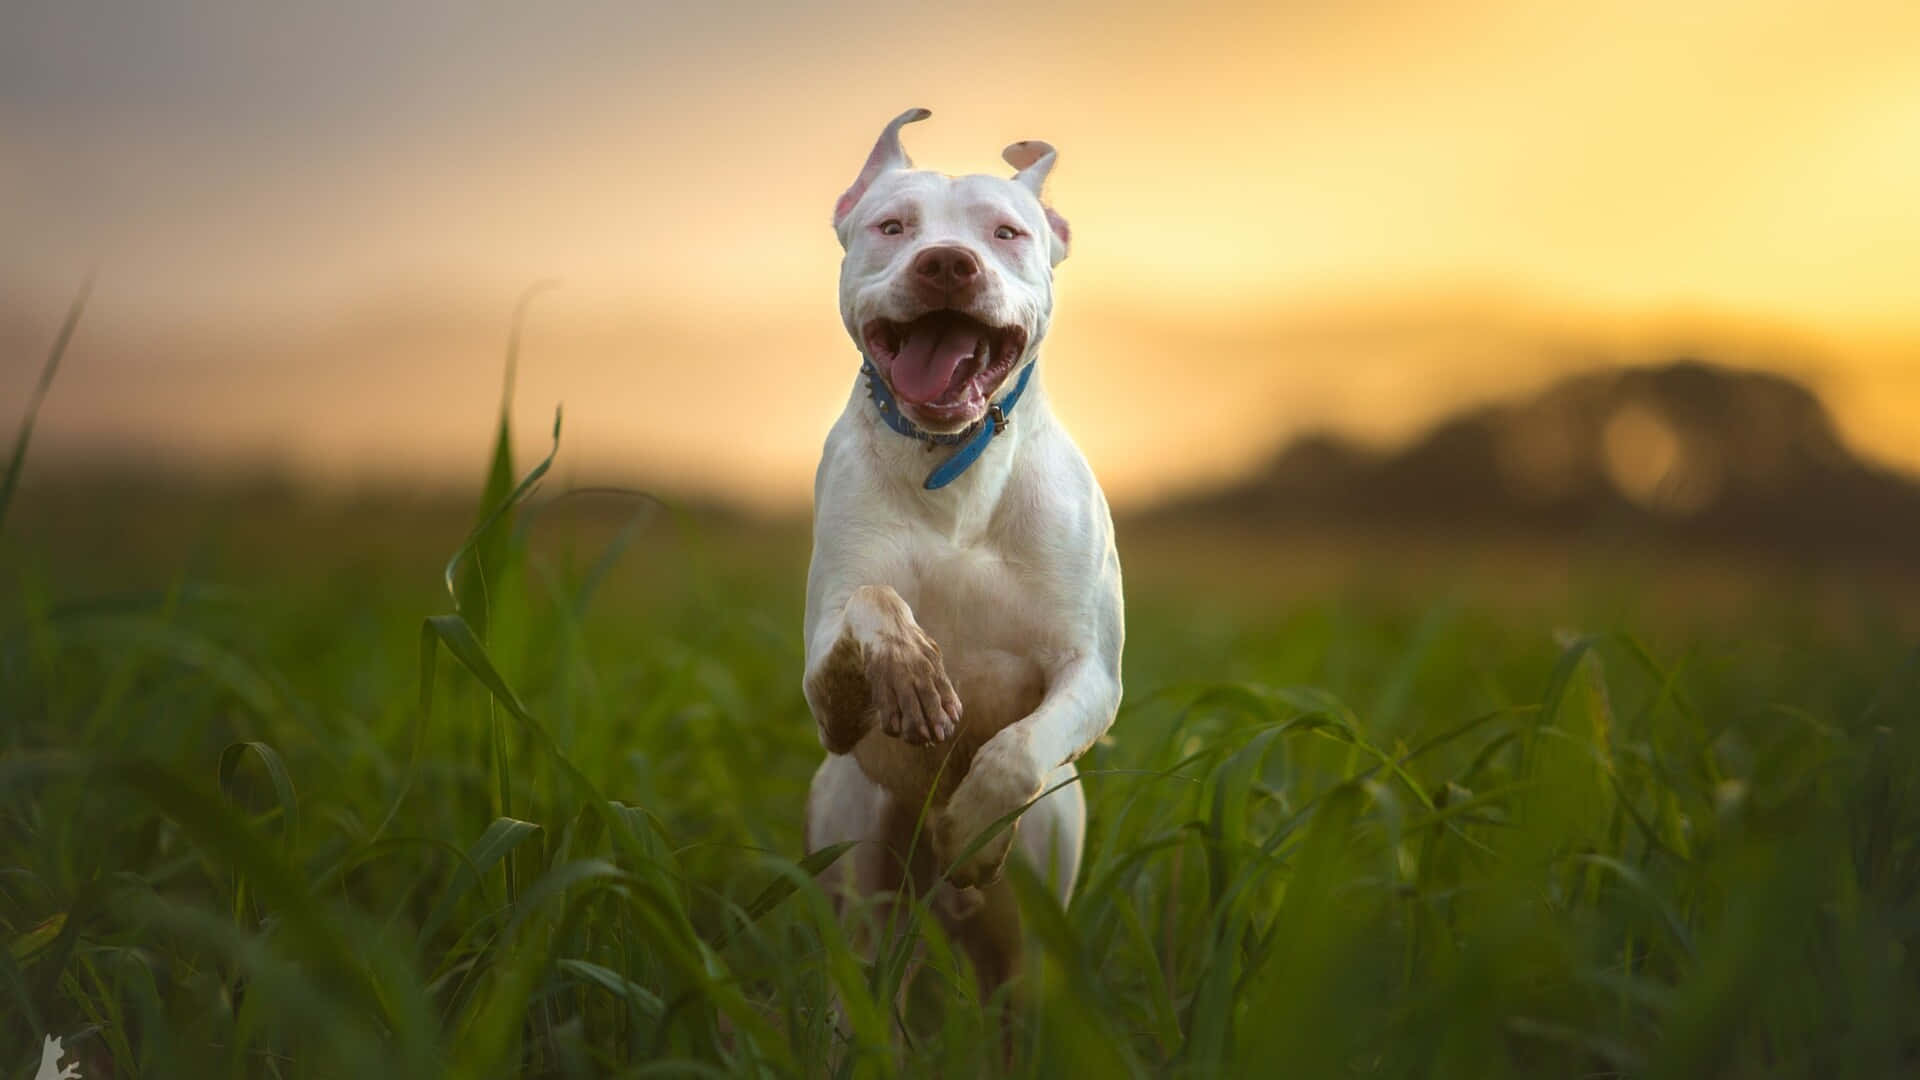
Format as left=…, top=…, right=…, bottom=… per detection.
left=4, top=0, right=1917, bottom=508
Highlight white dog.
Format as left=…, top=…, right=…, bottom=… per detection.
left=802, top=108, right=1125, bottom=996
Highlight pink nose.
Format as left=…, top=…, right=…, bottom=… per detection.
left=912, top=245, right=980, bottom=291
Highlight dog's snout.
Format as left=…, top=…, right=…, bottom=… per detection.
left=912, top=245, right=980, bottom=290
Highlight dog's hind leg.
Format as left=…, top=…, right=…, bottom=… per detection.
left=807, top=753, right=890, bottom=907
left=954, top=762, right=1083, bottom=1061
left=1011, top=761, right=1086, bottom=906
left=806, top=754, right=937, bottom=1045
left=931, top=876, right=1025, bottom=1065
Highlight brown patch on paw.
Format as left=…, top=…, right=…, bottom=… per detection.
left=809, top=635, right=872, bottom=753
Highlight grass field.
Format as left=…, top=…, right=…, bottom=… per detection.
left=5, top=385, right=1920, bottom=1077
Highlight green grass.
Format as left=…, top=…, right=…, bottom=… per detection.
left=4, top=337, right=1920, bottom=1076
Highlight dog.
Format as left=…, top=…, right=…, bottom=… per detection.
left=802, top=108, right=1125, bottom=1005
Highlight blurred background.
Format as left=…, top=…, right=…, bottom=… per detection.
left=11, top=10, right=1920, bottom=1075
left=4, top=0, right=1918, bottom=588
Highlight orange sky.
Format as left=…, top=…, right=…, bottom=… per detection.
left=3, top=0, right=1917, bottom=508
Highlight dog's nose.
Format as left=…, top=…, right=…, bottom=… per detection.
left=912, top=245, right=980, bottom=291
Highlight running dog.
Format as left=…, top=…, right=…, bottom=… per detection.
left=802, top=107, right=1125, bottom=997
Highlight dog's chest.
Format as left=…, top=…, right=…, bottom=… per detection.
left=903, top=537, right=1038, bottom=654
left=852, top=532, right=1053, bottom=803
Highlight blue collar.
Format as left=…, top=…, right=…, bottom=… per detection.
left=861, top=357, right=1036, bottom=490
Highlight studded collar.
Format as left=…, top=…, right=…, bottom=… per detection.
left=860, top=358, right=1036, bottom=490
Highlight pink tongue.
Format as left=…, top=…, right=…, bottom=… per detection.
left=892, top=319, right=983, bottom=404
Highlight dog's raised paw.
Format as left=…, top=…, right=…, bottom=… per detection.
left=864, top=628, right=962, bottom=745
left=936, top=807, right=1016, bottom=888
left=936, top=740, right=1043, bottom=885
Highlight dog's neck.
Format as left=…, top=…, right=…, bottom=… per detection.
left=856, top=356, right=1041, bottom=493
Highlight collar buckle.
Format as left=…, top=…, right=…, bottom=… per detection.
left=864, top=356, right=1035, bottom=490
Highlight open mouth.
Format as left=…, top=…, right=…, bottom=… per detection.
left=863, top=311, right=1028, bottom=429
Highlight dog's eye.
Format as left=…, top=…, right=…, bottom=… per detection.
left=879, top=220, right=904, bottom=236
left=994, top=225, right=1020, bottom=240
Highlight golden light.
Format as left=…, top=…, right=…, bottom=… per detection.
left=2, top=0, right=1916, bottom=509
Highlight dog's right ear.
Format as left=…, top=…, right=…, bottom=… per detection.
left=834, top=107, right=931, bottom=234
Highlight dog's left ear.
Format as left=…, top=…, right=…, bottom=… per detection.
left=1003, top=140, right=1071, bottom=266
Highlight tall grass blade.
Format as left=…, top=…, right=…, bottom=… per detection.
left=0, top=272, right=91, bottom=536
left=711, top=841, right=855, bottom=950
left=418, top=816, right=541, bottom=950
left=424, top=613, right=538, bottom=723
left=443, top=407, right=564, bottom=624
left=556, top=957, right=666, bottom=1019
left=217, top=740, right=299, bottom=849
left=454, top=280, right=556, bottom=642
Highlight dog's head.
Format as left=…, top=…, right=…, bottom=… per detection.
left=833, top=108, right=1071, bottom=434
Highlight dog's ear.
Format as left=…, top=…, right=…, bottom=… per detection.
left=1003, top=140, right=1071, bottom=266
left=834, top=107, right=931, bottom=234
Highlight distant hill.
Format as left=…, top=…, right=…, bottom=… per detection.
left=1158, top=360, right=1920, bottom=561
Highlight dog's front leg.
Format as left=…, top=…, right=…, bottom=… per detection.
left=937, top=651, right=1121, bottom=887
left=804, top=584, right=964, bottom=753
